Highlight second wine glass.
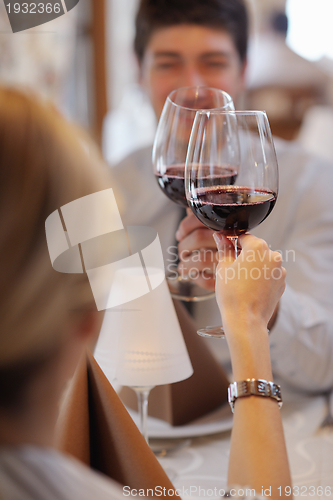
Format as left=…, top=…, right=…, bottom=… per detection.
left=152, top=86, right=234, bottom=302
left=185, top=110, right=279, bottom=338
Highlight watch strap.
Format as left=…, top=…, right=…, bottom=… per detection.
left=228, top=378, right=283, bottom=413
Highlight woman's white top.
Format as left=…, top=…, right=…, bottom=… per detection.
left=0, top=445, right=265, bottom=500
left=0, top=445, right=126, bottom=500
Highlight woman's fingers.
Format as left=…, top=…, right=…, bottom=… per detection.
left=213, top=232, right=238, bottom=265
left=214, top=234, right=287, bottom=327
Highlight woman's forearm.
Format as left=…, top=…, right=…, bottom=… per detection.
left=228, top=395, right=291, bottom=499
left=225, top=320, right=292, bottom=499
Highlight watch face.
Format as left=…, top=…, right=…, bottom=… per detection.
left=271, top=385, right=281, bottom=398
left=257, top=381, right=268, bottom=395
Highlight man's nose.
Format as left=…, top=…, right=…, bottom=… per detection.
left=179, top=67, right=206, bottom=88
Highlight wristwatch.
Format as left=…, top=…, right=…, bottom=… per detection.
left=228, top=378, right=283, bottom=413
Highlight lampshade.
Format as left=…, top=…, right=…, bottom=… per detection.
left=94, top=267, right=193, bottom=388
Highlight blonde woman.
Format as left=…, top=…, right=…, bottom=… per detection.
left=0, top=88, right=290, bottom=499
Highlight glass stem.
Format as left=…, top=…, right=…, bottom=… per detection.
left=133, top=386, right=152, bottom=444
left=227, top=236, right=238, bottom=258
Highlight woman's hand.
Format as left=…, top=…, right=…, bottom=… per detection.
left=213, top=232, right=286, bottom=339
left=214, top=234, right=291, bottom=497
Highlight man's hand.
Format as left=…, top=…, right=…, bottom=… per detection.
left=176, top=210, right=217, bottom=291
left=176, top=210, right=281, bottom=329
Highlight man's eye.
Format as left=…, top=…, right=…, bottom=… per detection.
left=155, top=62, right=178, bottom=70
left=206, top=61, right=229, bottom=68
left=205, top=59, right=230, bottom=69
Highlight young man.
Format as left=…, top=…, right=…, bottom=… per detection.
left=110, top=0, right=333, bottom=392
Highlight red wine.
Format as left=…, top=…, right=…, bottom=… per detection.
left=189, top=186, right=277, bottom=235
left=156, top=165, right=238, bottom=207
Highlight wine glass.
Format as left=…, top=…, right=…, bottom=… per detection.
left=131, top=386, right=153, bottom=444
left=152, top=86, right=234, bottom=302
left=185, top=110, right=279, bottom=338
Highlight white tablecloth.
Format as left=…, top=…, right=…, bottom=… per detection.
left=153, top=386, right=333, bottom=499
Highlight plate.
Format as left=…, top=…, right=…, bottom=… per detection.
left=126, top=403, right=233, bottom=439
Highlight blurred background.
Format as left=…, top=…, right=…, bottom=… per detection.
left=3, top=0, right=333, bottom=163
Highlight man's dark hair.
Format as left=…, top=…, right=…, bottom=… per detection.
left=271, top=12, right=288, bottom=36
left=134, top=0, right=249, bottom=64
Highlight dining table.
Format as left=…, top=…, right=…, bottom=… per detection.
left=140, top=381, right=333, bottom=500
left=59, top=343, right=333, bottom=499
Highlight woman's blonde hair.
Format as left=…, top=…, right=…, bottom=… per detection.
left=0, top=88, right=111, bottom=392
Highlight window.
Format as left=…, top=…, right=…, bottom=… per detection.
left=286, top=0, right=333, bottom=61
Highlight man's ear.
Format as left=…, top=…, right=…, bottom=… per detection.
left=136, top=56, right=145, bottom=86
left=240, top=58, right=248, bottom=89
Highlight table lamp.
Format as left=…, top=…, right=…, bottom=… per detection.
left=95, top=266, right=193, bottom=443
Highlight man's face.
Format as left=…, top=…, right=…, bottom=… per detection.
left=139, top=24, right=247, bottom=118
